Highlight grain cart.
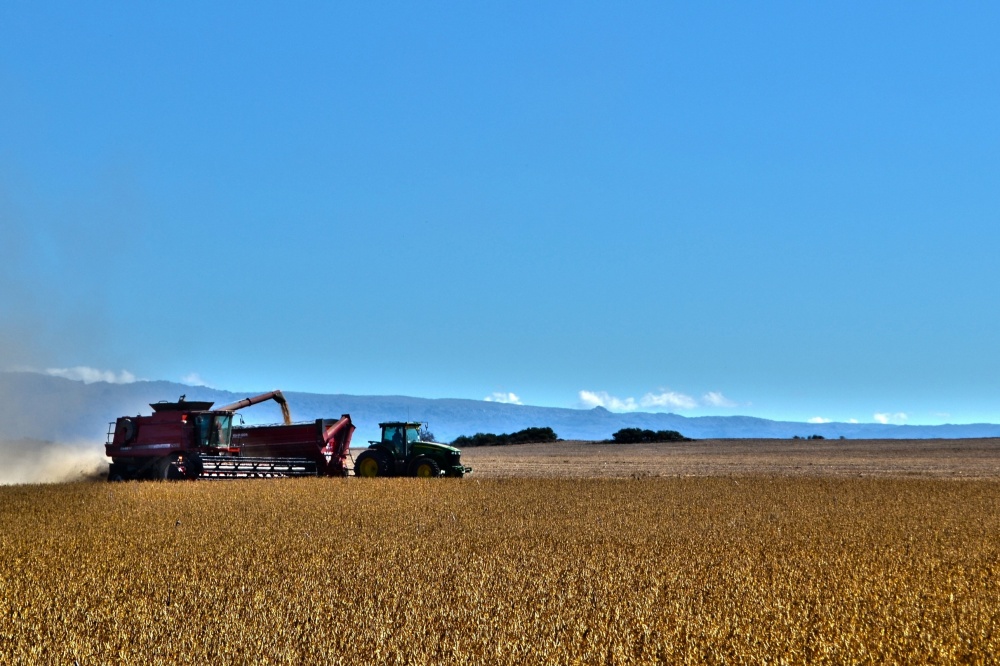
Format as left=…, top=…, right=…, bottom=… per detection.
left=354, top=421, right=471, bottom=478
left=105, top=391, right=354, bottom=480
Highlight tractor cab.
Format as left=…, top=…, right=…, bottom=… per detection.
left=378, top=422, right=422, bottom=458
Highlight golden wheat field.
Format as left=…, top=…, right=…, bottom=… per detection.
left=2, top=474, right=999, bottom=665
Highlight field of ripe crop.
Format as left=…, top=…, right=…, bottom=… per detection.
left=458, top=437, right=1000, bottom=479
left=2, top=476, right=999, bottom=664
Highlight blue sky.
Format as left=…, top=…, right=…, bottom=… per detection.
left=1, top=2, right=998, bottom=425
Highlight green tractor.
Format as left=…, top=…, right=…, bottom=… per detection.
left=354, top=422, right=472, bottom=478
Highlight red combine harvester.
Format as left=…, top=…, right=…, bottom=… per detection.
left=105, top=391, right=355, bottom=481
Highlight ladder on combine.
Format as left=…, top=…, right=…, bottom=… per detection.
left=198, top=456, right=318, bottom=479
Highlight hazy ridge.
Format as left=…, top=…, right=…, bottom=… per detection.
left=3, top=372, right=1000, bottom=446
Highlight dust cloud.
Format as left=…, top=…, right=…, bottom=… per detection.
left=0, top=439, right=109, bottom=485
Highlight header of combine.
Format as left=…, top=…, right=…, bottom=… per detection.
left=105, top=391, right=354, bottom=481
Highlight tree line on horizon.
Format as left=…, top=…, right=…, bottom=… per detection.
left=450, top=426, right=690, bottom=446
left=451, top=427, right=559, bottom=447
left=608, top=428, right=689, bottom=443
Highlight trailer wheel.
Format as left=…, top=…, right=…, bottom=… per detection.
left=410, top=457, right=441, bottom=478
left=354, top=451, right=387, bottom=477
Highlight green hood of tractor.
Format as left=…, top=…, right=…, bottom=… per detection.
left=412, top=441, right=461, bottom=456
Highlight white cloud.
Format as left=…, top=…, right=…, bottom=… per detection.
left=484, top=392, right=522, bottom=405
left=702, top=391, right=737, bottom=408
left=45, top=366, right=136, bottom=384
left=808, top=417, right=832, bottom=424
left=640, top=391, right=698, bottom=410
left=181, top=373, right=209, bottom=387
left=579, top=389, right=699, bottom=412
left=848, top=419, right=859, bottom=424
left=579, top=390, right=638, bottom=411
left=874, top=412, right=908, bottom=425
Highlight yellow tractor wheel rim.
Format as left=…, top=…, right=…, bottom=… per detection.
left=357, top=458, right=379, bottom=477
left=416, top=463, right=434, bottom=478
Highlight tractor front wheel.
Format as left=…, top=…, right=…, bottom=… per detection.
left=410, top=457, right=441, bottom=478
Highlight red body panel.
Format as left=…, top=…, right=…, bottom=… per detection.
left=106, top=411, right=200, bottom=460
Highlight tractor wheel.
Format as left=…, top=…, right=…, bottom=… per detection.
left=355, top=451, right=388, bottom=478
left=410, top=457, right=441, bottom=478
left=107, top=463, right=125, bottom=483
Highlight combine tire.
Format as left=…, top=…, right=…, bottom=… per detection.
left=355, top=451, right=388, bottom=478
left=156, top=455, right=183, bottom=481
left=120, top=418, right=136, bottom=443
left=410, top=457, right=441, bottom=478
left=183, top=454, right=204, bottom=479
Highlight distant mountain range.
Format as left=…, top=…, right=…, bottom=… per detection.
left=2, top=371, right=999, bottom=445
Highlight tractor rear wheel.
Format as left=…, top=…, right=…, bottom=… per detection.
left=410, top=457, right=441, bottom=478
left=355, top=451, right=388, bottom=477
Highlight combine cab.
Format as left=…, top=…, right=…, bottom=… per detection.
left=354, top=421, right=471, bottom=478
left=105, top=392, right=354, bottom=481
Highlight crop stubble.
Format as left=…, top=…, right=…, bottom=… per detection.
left=2, top=468, right=999, bottom=664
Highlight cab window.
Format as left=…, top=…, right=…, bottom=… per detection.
left=194, top=414, right=212, bottom=447
left=195, top=414, right=232, bottom=448
left=383, top=426, right=403, bottom=448
left=212, top=414, right=233, bottom=447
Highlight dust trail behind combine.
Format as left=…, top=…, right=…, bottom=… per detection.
left=0, top=439, right=108, bottom=485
